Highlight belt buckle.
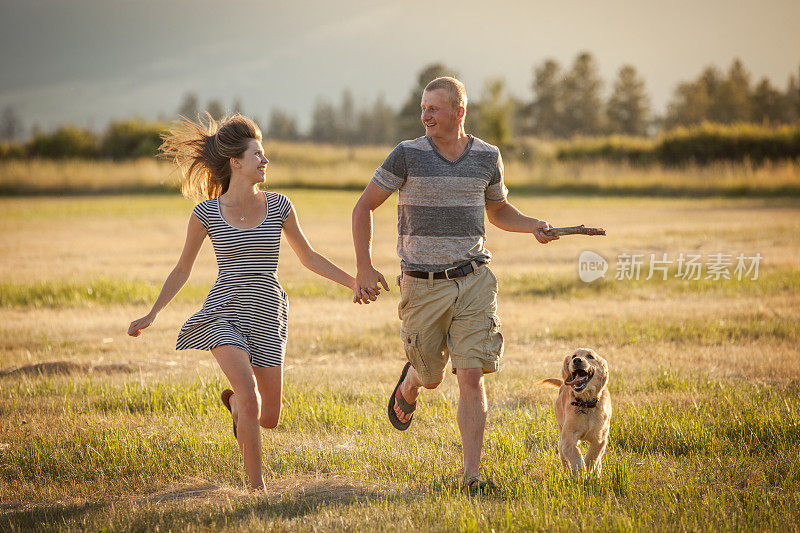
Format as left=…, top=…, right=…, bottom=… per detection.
left=444, top=266, right=457, bottom=280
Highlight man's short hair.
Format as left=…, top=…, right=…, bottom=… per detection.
left=424, top=77, right=468, bottom=110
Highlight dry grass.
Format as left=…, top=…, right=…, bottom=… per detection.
left=1, top=190, right=799, bottom=531
left=503, top=158, right=800, bottom=196
left=0, top=158, right=178, bottom=194
left=2, top=149, right=800, bottom=196
left=1, top=191, right=797, bottom=284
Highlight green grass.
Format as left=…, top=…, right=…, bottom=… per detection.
left=1, top=192, right=799, bottom=531
left=0, top=279, right=204, bottom=308
left=2, top=268, right=798, bottom=308
left=2, top=373, right=799, bottom=531
left=0, top=279, right=358, bottom=308
left=500, top=267, right=800, bottom=298
left=538, top=315, right=800, bottom=345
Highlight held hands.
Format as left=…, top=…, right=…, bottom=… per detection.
left=533, top=219, right=559, bottom=244
left=128, top=313, right=156, bottom=337
left=353, top=265, right=389, bottom=305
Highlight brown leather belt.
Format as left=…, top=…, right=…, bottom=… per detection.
left=404, top=261, right=485, bottom=280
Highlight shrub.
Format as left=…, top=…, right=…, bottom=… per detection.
left=556, top=135, right=657, bottom=164
left=27, top=125, right=98, bottom=159
left=101, top=120, right=167, bottom=160
left=0, top=141, right=26, bottom=160
left=657, top=122, right=800, bottom=165
left=556, top=123, right=800, bottom=166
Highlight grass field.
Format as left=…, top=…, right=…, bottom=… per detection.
left=3, top=146, right=800, bottom=197
left=1, top=185, right=799, bottom=531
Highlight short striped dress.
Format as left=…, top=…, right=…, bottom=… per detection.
left=176, top=191, right=292, bottom=367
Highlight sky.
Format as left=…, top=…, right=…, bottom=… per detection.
left=1, top=0, right=798, bottom=132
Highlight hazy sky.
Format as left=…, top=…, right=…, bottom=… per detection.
left=1, top=0, right=798, bottom=131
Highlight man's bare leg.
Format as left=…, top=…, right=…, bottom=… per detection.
left=393, top=364, right=441, bottom=423
left=456, top=368, right=487, bottom=481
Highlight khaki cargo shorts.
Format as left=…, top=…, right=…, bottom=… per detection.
left=397, top=263, right=503, bottom=386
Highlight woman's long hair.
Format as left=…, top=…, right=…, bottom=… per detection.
left=159, top=113, right=262, bottom=201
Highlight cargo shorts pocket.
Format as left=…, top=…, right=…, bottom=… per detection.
left=484, top=315, right=504, bottom=357
left=397, top=276, right=417, bottom=320
left=401, top=329, right=426, bottom=371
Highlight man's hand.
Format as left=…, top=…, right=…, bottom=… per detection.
left=352, top=183, right=393, bottom=305
left=485, top=200, right=561, bottom=244
left=532, top=220, right=560, bottom=244
left=354, top=265, right=390, bottom=304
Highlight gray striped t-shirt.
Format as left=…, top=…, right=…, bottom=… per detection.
left=371, top=135, right=508, bottom=272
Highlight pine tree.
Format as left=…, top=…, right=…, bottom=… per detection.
left=665, top=78, right=712, bottom=129
left=699, top=67, right=722, bottom=102
left=751, top=78, right=784, bottom=125
left=711, top=59, right=751, bottom=123
left=529, top=59, right=563, bottom=137
left=0, top=105, right=23, bottom=141
left=206, top=99, right=226, bottom=121
left=561, top=52, right=604, bottom=137
left=232, top=98, right=244, bottom=116
left=357, top=94, right=396, bottom=145
left=606, top=65, right=651, bottom=135
left=785, top=67, right=800, bottom=123
left=339, top=89, right=356, bottom=145
left=266, top=109, right=299, bottom=141
left=309, top=99, right=339, bottom=143
left=476, top=78, right=512, bottom=149
left=177, top=92, right=199, bottom=119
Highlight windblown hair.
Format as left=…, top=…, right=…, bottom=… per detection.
left=159, top=113, right=262, bottom=201
left=424, top=77, right=468, bottom=111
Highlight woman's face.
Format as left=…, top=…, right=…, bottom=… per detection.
left=233, top=139, right=268, bottom=184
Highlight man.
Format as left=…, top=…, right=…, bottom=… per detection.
left=352, top=77, right=558, bottom=492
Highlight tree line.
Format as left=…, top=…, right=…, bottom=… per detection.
left=278, top=54, right=799, bottom=146
left=1, top=52, right=798, bottom=157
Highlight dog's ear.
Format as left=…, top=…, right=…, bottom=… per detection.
left=589, top=354, right=609, bottom=395
left=561, top=354, right=572, bottom=380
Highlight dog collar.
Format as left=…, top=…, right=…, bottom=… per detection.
left=570, top=396, right=598, bottom=409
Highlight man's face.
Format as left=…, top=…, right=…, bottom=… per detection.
left=420, top=89, right=461, bottom=139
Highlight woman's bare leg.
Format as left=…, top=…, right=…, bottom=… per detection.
left=210, top=345, right=264, bottom=490
left=253, top=365, right=283, bottom=429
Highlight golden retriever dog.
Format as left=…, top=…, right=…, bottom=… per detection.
left=540, top=348, right=611, bottom=476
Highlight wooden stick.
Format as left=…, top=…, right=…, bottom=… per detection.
left=543, top=225, right=606, bottom=237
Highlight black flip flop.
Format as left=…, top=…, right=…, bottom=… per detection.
left=220, top=389, right=237, bottom=439
left=388, top=362, right=416, bottom=430
left=462, top=476, right=498, bottom=496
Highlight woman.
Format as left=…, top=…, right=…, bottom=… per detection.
left=127, top=114, right=358, bottom=491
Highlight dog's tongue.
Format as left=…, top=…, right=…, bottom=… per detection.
left=566, top=375, right=587, bottom=387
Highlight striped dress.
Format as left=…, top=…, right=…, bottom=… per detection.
left=176, top=191, right=292, bottom=367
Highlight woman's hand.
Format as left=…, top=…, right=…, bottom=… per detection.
left=283, top=206, right=369, bottom=301
left=127, top=213, right=206, bottom=339
left=350, top=277, right=375, bottom=305
left=128, top=313, right=156, bottom=337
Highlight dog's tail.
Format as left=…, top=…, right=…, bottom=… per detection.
left=539, top=378, right=563, bottom=388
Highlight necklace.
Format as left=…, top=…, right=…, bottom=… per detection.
left=220, top=199, right=246, bottom=222
left=221, top=192, right=263, bottom=223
